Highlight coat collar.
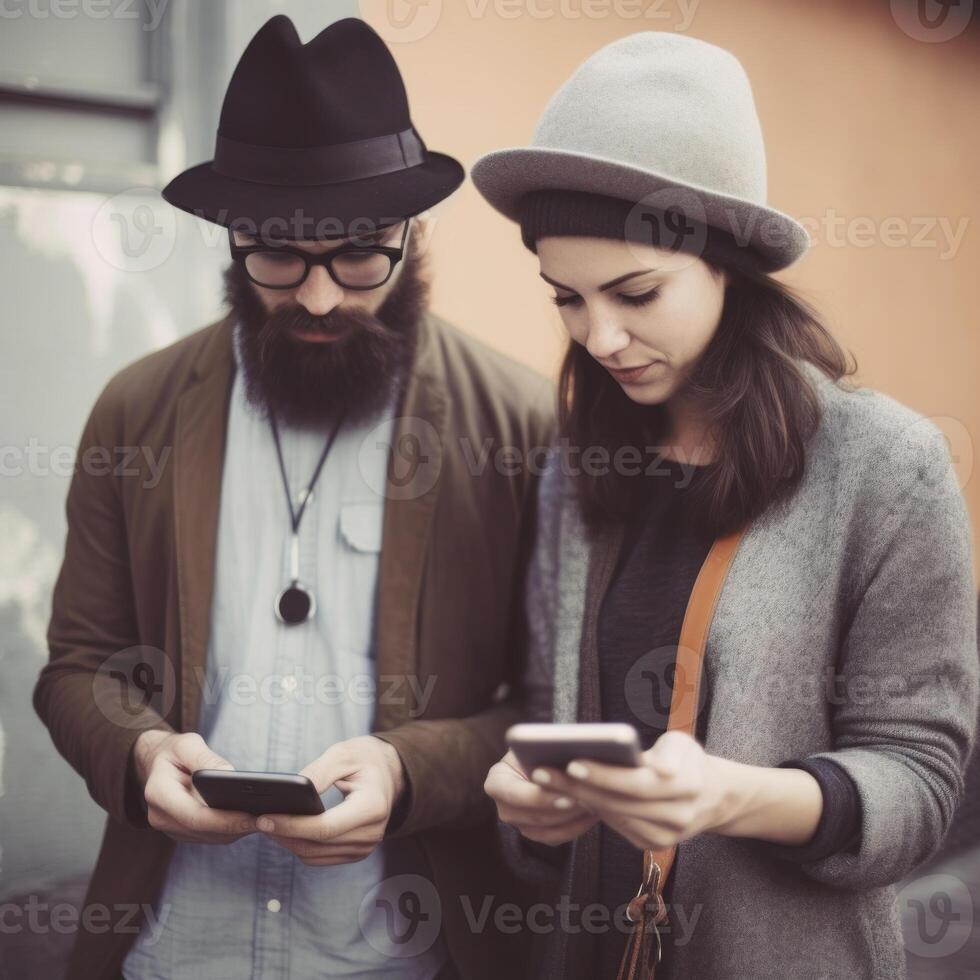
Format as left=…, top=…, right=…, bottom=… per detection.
left=174, top=311, right=448, bottom=732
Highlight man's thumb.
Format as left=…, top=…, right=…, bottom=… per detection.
left=178, top=733, right=234, bottom=772
left=300, top=745, right=358, bottom=793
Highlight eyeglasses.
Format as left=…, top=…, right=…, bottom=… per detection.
left=228, top=219, right=410, bottom=291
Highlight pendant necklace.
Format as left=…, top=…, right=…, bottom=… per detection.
left=269, top=409, right=347, bottom=625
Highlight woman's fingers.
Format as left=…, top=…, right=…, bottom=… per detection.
left=540, top=777, right=694, bottom=823
left=532, top=761, right=694, bottom=804
left=519, top=812, right=597, bottom=846
left=486, top=756, right=592, bottom=831
left=486, top=763, right=564, bottom=810
left=493, top=775, right=592, bottom=827
left=497, top=798, right=591, bottom=828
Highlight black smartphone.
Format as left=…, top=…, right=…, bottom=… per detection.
left=506, top=723, right=643, bottom=773
left=192, top=769, right=326, bottom=816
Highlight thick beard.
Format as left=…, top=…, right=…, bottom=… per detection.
left=222, top=244, right=429, bottom=430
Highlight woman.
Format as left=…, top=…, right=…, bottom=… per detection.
left=471, top=31, right=978, bottom=980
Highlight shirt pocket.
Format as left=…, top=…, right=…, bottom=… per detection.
left=331, top=500, right=385, bottom=665
left=339, top=501, right=385, bottom=554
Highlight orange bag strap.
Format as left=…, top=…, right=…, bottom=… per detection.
left=617, top=527, right=746, bottom=980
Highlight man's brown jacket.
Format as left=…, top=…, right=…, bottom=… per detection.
left=34, top=311, right=555, bottom=979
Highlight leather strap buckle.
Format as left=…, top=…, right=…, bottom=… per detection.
left=626, top=857, right=664, bottom=924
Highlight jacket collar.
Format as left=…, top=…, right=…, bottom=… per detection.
left=174, top=311, right=448, bottom=731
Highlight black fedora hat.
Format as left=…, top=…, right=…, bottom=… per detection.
left=161, top=15, right=464, bottom=240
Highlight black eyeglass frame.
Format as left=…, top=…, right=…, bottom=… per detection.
left=228, top=219, right=411, bottom=291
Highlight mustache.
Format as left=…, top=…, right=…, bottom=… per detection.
left=255, top=300, right=401, bottom=349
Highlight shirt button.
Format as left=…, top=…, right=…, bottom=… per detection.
left=281, top=675, right=297, bottom=693
left=266, top=898, right=281, bottom=913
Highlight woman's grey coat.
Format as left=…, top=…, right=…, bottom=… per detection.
left=508, top=363, right=979, bottom=980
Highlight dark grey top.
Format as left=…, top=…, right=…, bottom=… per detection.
left=594, top=457, right=861, bottom=978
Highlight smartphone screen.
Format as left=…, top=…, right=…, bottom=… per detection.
left=192, top=769, right=326, bottom=816
left=506, top=722, right=642, bottom=773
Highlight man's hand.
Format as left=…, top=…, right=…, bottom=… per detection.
left=256, top=735, right=406, bottom=867
left=484, top=750, right=597, bottom=846
left=135, top=730, right=258, bottom=844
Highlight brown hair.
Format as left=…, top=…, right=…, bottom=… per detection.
left=557, top=260, right=858, bottom=537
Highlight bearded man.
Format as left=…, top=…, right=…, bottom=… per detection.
left=34, top=16, right=553, bottom=980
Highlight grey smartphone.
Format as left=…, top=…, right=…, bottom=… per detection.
left=506, top=723, right=642, bottom=773
left=192, top=769, right=325, bottom=816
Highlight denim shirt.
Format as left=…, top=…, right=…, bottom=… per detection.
left=123, top=327, right=447, bottom=979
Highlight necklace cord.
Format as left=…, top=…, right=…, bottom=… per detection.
left=270, top=409, right=348, bottom=534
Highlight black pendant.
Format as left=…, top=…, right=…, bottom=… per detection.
left=275, top=582, right=315, bottom=625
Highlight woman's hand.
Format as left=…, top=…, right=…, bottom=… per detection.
left=528, top=731, right=731, bottom=851
left=484, top=750, right=598, bottom=846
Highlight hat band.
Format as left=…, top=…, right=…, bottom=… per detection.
left=212, top=127, right=426, bottom=187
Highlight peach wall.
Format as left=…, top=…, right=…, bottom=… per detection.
left=360, top=0, right=980, bottom=575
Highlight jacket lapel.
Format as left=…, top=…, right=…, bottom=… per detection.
left=173, top=312, right=446, bottom=732
left=175, top=315, right=235, bottom=732
left=577, top=519, right=624, bottom=722
left=374, top=314, right=448, bottom=730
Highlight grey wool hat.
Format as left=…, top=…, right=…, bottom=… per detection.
left=470, top=31, right=810, bottom=272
